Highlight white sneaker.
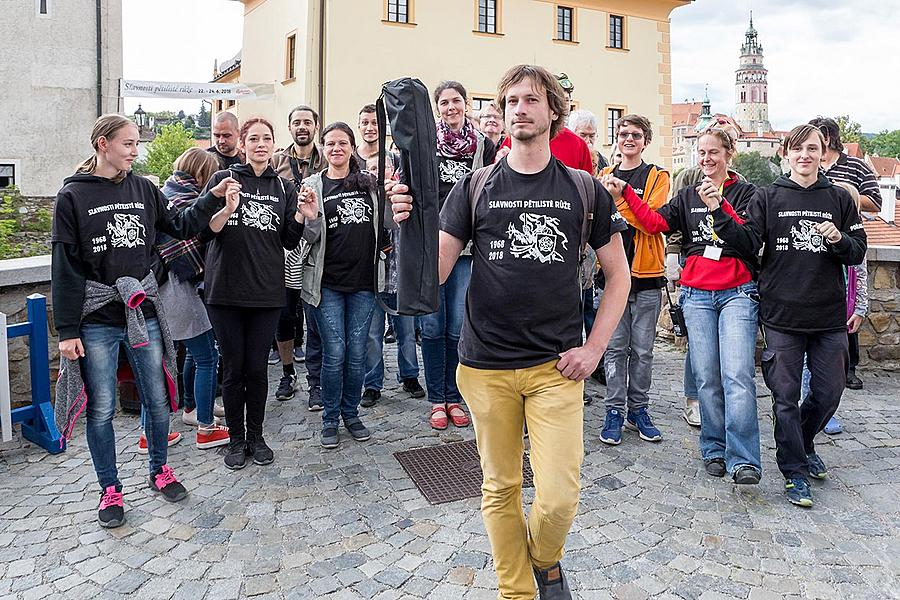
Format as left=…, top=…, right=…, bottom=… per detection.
left=182, top=409, right=220, bottom=427
left=682, top=398, right=701, bottom=427
left=213, top=403, right=225, bottom=418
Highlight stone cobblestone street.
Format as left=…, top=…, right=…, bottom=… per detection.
left=1, top=340, right=898, bottom=599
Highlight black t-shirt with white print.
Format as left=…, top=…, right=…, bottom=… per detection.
left=202, top=164, right=303, bottom=308
left=441, top=157, right=627, bottom=370
left=437, top=138, right=497, bottom=206
left=321, top=175, right=376, bottom=293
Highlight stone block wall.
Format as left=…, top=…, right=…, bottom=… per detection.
left=859, top=250, right=900, bottom=369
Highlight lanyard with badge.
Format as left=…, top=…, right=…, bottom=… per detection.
left=702, top=182, right=725, bottom=262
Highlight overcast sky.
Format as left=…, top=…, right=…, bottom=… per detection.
left=123, top=0, right=898, bottom=132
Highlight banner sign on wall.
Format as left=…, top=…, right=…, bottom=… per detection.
left=119, top=79, right=274, bottom=100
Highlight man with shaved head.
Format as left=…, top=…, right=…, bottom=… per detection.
left=208, top=111, right=243, bottom=168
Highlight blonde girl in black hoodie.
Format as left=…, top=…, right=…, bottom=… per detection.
left=709, top=124, right=867, bottom=508
left=201, top=117, right=319, bottom=471
left=52, top=114, right=235, bottom=528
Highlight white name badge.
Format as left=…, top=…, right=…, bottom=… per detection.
left=703, top=245, right=723, bottom=261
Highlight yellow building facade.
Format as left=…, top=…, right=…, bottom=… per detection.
left=235, top=0, right=690, bottom=169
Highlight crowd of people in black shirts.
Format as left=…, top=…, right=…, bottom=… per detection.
left=51, top=62, right=875, bottom=599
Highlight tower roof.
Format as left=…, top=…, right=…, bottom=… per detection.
left=741, top=11, right=762, bottom=55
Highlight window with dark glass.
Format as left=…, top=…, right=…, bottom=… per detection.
left=609, top=14, right=623, bottom=48
left=557, top=6, right=573, bottom=41
left=387, top=0, right=409, bottom=23
left=0, top=165, right=14, bottom=188
left=478, top=0, right=497, bottom=33
left=607, top=108, right=623, bottom=144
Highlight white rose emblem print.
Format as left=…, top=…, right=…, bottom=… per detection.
left=506, top=213, right=569, bottom=264
left=790, top=219, right=827, bottom=253
left=336, top=196, right=372, bottom=225
left=241, top=201, right=280, bottom=231
left=106, top=214, right=146, bottom=248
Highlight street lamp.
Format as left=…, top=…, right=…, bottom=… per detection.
left=134, top=104, right=146, bottom=133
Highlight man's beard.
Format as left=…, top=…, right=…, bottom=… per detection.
left=293, top=131, right=313, bottom=147
left=510, top=120, right=549, bottom=142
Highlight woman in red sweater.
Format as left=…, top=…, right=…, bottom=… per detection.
left=601, top=128, right=762, bottom=485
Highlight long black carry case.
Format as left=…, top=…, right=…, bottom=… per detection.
left=375, top=77, right=440, bottom=316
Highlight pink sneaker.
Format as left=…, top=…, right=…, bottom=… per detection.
left=98, top=485, right=124, bottom=528
left=148, top=465, right=188, bottom=503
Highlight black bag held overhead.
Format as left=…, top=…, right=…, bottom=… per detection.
left=375, top=77, right=440, bottom=316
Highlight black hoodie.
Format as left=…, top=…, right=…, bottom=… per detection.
left=712, top=173, right=867, bottom=333
left=51, top=171, right=223, bottom=340
left=202, top=164, right=304, bottom=307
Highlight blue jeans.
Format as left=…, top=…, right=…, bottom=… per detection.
left=365, top=292, right=419, bottom=391
left=681, top=284, right=761, bottom=475
left=603, top=288, right=661, bottom=412
left=684, top=346, right=698, bottom=400
left=314, top=288, right=376, bottom=427
left=181, top=329, right=219, bottom=425
left=81, top=319, right=171, bottom=489
left=420, top=256, right=471, bottom=405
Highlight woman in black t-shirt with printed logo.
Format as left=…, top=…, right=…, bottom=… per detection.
left=299, top=122, right=380, bottom=449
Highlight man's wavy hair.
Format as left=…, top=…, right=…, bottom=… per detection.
left=496, top=65, right=569, bottom=140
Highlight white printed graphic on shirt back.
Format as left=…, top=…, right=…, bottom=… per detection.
left=696, top=214, right=723, bottom=246
left=106, top=213, right=146, bottom=248
left=336, top=196, right=372, bottom=225
left=241, top=200, right=280, bottom=231
left=439, top=159, right=470, bottom=184
left=506, top=213, right=569, bottom=264
left=790, top=219, right=827, bottom=253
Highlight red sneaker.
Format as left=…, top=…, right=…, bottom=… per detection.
left=196, top=425, right=230, bottom=449
left=137, top=431, right=183, bottom=455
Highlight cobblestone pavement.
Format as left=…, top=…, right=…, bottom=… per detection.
left=1, top=340, right=898, bottom=600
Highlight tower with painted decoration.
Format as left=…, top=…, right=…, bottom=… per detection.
left=733, top=13, right=771, bottom=135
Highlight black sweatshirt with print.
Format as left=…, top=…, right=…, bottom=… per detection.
left=711, top=173, right=867, bottom=333
left=202, top=163, right=304, bottom=308
left=51, top=172, right=223, bottom=340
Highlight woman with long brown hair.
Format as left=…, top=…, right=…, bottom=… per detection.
left=52, top=114, right=235, bottom=528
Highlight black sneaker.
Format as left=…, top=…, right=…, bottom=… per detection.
left=733, top=465, right=761, bottom=485
left=321, top=425, right=339, bottom=449
left=533, top=562, right=572, bottom=599
left=249, top=437, right=274, bottom=465
left=583, top=393, right=593, bottom=406
left=275, top=374, right=297, bottom=401
left=148, top=465, right=188, bottom=502
left=807, top=453, right=828, bottom=480
left=224, top=439, right=249, bottom=470
left=97, top=485, right=124, bottom=528
left=383, top=325, right=396, bottom=344
left=344, top=419, right=371, bottom=442
left=360, top=388, right=381, bottom=408
left=704, top=458, right=726, bottom=478
left=845, top=371, right=863, bottom=390
left=591, top=365, right=606, bottom=385
left=402, top=378, right=426, bottom=398
left=267, top=348, right=279, bottom=365
left=308, top=385, right=323, bottom=411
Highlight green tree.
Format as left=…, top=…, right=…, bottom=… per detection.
left=197, top=102, right=211, bottom=128
left=144, top=123, right=194, bottom=182
left=870, top=129, right=900, bottom=157
left=184, top=115, right=196, bottom=131
left=835, top=115, right=869, bottom=153
left=732, top=151, right=778, bottom=186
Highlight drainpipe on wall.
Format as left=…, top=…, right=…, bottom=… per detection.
left=318, top=0, right=325, bottom=122
left=95, top=0, right=103, bottom=117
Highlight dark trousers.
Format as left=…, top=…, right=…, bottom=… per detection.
left=761, top=327, right=848, bottom=480
left=303, top=300, right=322, bottom=388
left=207, top=305, right=281, bottom=441
left=276, top=288, right=305, bottom=345
left=848, top=331, right=859, bottom=372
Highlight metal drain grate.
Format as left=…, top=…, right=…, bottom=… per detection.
left=394, top=439, right=534, bottom=505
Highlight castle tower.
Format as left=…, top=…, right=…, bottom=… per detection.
left=734, top=12, right=771, bottom=134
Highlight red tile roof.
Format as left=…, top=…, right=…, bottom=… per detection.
left=844, top=142, right=863, bottom=158
left=672, top=102, right=703, bottom=127
left=867, top=156, right=900, bottom=178
left=863, top=201, right=900, bottom=247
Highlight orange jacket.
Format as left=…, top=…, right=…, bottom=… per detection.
left=600, top=164, right=670, bottom=279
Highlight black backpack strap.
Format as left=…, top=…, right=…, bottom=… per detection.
left=288, top=156, right=304, bottom=184
left=468, top=162, right=500, bottom=232
left=567, top=167, right=595, bottom=251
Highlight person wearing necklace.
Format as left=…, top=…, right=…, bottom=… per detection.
left=202, top=117, right=317, bottom=471
left=602, top=127, right=762, bottom=485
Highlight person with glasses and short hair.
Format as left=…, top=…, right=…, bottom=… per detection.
left=597, top=114, right=670, bottom=446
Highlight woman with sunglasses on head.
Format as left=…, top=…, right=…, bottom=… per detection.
left=202, top=117, right=318, bottom=471
left=602, top=127, right=762, bottom=484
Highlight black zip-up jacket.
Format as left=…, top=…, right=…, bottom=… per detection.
left=51, top=172, right=223, bottom=340
left=201, top=163, right=304, bottom=307
left=712, top=173, right=867, bottom=333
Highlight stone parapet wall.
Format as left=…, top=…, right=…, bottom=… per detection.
left=858, top=246, right=900, bottom=369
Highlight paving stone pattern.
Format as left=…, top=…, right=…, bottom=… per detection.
left=1, top=340, right=898, bottom=599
